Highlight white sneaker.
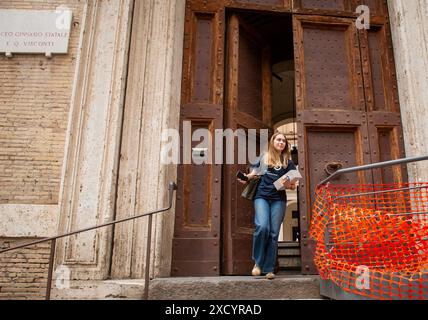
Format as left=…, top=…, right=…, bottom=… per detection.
left=266, top=272, right=275, bottom=280
left=252, top=264, right=261, bottom=277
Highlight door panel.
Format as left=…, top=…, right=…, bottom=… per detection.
left=172, top=5, right=225, bottom=277
left=222, top=14, right=272, bottom=275
left=293, top=0, right=388, bottom=19
left=303, top=29, right=356, bottom=110
left=359, top=23, right=407, bottom=183
left=367, top=115, right=406, bottom=184
left=359, top=25, right=395, bottom=113
left=225, top=0, right=292, bottom=12
left=299, top=0, right=349, bottom=11
left=295, top=15, right=365, bottom=112
left=375, top=127, right=399, bottom=184
left=229, top=0, right=284, bottom=5
left=293, top=0, right=358, bottom=17
left=192, top=14, right=216, bottom=103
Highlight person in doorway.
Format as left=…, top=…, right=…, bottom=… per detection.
left=238, top=131, right=297, bottom=280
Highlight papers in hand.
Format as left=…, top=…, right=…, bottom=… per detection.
left=273, top=170, right=303, bottom=191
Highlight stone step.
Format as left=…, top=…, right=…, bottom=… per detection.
left=278, top=256, right=301, bottom=269
left=278, top=247, right=301, bottom=256
left=149, top=276, right=322, bottom=300
left=278, top=241, right=300, bottom=248
left=278, top=242, right=301, bottom=255
left=51, top=280, right=147, bottom=300
left=51, top=276, right=322, bottom=300
left=277, top=241, right=301, bottom=271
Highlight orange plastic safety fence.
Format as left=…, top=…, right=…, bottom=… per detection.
left=310, top=183, right=428, bottom=300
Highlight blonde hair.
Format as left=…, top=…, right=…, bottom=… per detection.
left=263, top=131, right=290, bottom=168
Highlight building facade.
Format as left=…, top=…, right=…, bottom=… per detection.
left=0, top=0, right=427, bottom=299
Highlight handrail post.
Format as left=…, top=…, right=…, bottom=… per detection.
left=45, top=238, right=56, bottom=300
left=143, top=215, right=153, bottom=300
left=143, top=182, right=177, bottom=300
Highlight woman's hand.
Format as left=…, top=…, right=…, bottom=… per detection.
left=246, top=172, right=257, bottom=180
left=282, top=177, right=297, bottom=190
left=237, top=169, right=257, bottom=185
left=237, top=174, right=248, bottom=185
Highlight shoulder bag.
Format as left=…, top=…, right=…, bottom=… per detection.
left=241, top=176, right=261, bottom=201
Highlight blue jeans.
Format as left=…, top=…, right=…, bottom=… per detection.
left=253, top=198, right=286, bottom=273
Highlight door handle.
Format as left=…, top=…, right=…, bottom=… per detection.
left=324, top=161, right=344, bottom=176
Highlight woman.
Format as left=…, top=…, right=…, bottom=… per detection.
left=238, top=131, right=297, bottom=280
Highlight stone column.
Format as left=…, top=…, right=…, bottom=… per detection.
left=388, top=0, right=428, bottom=181
left=110, top=0, right=185, bottom=279
left=54, top=0, right=134, bottom=280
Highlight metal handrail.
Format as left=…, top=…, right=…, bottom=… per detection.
left=317, top=155, right=428, bottom=188
left=0, top=182, right=178, bottom=300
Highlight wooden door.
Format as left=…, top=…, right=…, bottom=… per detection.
left=171, top=2, right=226, bottom=277
left=293, top=9, right=407, bottom=274
left=222, top=14, right=273, bottom=275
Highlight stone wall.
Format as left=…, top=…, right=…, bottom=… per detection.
left=0, top=0, right=83, bottom=204
left=388, top=0, right=428, bottom=180
left=0, top=0, right=84, bottom=299
left=0, top=238, right=51, bottom=300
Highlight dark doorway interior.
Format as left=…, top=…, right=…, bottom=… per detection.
left=222, top=10, right=300, bottom=275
